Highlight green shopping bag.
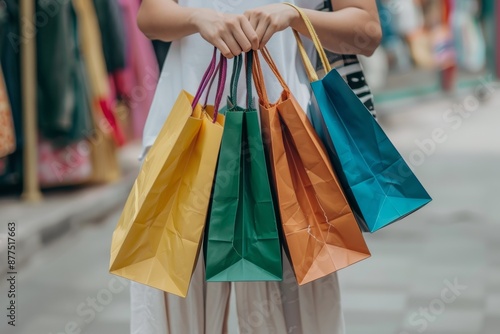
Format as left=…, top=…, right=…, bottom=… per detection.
left=204, top=52, right=282, bottom=282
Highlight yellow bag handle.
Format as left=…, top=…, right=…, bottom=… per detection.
left=284, top=2, right=332, bottom=82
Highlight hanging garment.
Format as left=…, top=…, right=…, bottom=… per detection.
left=0, top=67, right=13, bottom=176
left=451, top=0, right=487, bottom=72
left=1, top=0, right=21, bottom=144
left=388, top=0, right=424, bottom=36
left=134, top=1, right=345, bottom=333
left=432, top=1, right=457, bottom=91
left=376, top=0, right=412, bottom=72
left=88, top=121, right=121, bottom=184
left=36, top=0, right=94, bottom=143
left=92, top=0, right=127, bottom=73
left=0, top=0, right=23, bottom=187
left=0, top=2, right=7, bottom=58
left=0, top=68, right=16, bottom=158
left=497, top=0, right=500, bottom=79
left=114, top=0, right=159, bottom=139
left=72, top=0, right=125, bottom=146
left=37, top=138, right=93, bottom=187
left=71, top=0, right=121, bottom=182
left=92, top=0, right=132, bottom=143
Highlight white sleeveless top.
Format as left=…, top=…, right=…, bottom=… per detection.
left=141, top=0, right=323, bottom=157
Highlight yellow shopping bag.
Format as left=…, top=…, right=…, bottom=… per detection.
left=110, top=50, right=226, bottom=297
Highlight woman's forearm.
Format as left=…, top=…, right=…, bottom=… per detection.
left=137, top=0, right=381, bottom=57
left=137, top=0, right=259, bottom=58
left=137, top=0, right=203, bottom=41
left=291, top=8, right=382, bottom=56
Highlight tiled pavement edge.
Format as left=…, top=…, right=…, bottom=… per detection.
left=0, top=144, right=141, bottom=277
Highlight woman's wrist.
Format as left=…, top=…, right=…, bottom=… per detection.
left=285, top=5, right=302, bottom=30
left=187, top=8, right=213, bottom=33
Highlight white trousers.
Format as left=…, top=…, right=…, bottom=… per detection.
left=131, top=254, right=345, bottom=334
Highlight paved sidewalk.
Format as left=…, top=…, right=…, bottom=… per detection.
left=340, top=85, right=500, bottom=334
left=0, top=210, right=130, bottom=334
left=0, top=144, right=141, bottom=276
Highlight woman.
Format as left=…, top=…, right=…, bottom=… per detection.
left=133, top=1, right=381, bottom=333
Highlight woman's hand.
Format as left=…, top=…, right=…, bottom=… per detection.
left=244, top=4, right=300, bottom=49
left=189, top=8, right=259, bottom=58
left=137, top=0, right=381, bottom=57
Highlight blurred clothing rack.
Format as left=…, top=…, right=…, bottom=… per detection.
left=2, top=0, right=160, bottom=201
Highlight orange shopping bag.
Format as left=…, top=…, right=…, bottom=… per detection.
left=253, top=49, right=370, bottom=285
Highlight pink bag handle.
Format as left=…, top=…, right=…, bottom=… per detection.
left=213, top=56, right=227, bottom=121
left=192, top=48, right=218, bottom=108
left=203, top=68, right=218, bottom=108
left=191, top=48, right=227, bottom=122
left=203, top=55, right=226, bottom=111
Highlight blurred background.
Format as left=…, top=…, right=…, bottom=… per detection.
left=0, top=0, right=499, bottom=333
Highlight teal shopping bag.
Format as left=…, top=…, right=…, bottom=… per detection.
left=288, top=3, right=432, bottom=232
left=204, top=52, right=282, bottom=281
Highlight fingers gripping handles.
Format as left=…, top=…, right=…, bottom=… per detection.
left=283, top=3, right=332, bottom=82
left=191, top=47, right=228, bottom=122
left=191, top=6, right=328, bottom=118
left=229, top=54, right=244, bottom=107
left=228, top=52, right=255, bottom=111
left=192, top=48, right=256, bottom=117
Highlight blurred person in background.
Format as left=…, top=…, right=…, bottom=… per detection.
left=132, top=1, right=381, bottom=333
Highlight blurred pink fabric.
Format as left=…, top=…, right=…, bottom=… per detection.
left=113, top=0, right=159, bottom=139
